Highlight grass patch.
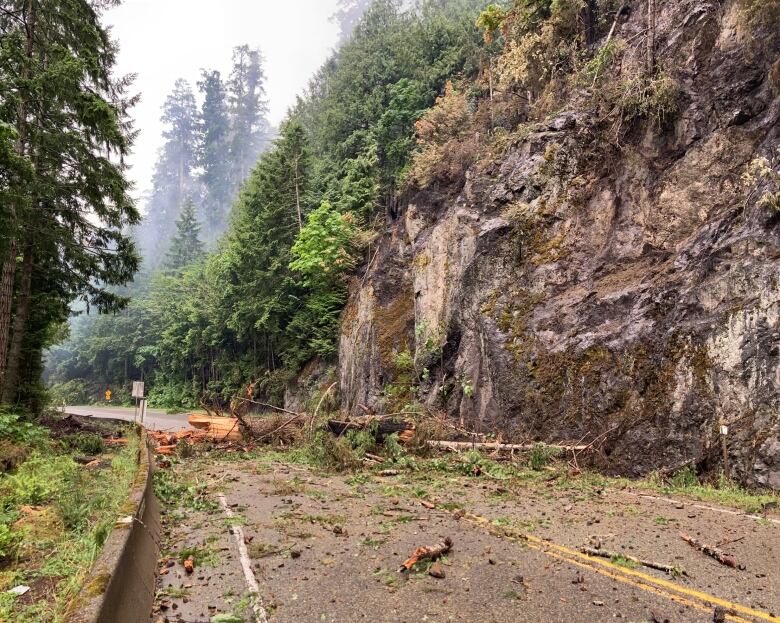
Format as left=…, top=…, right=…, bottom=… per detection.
left=373, top=567, right=399, bottom=588
left=176, top=544, right=220, bottom=567
left=643, top=468, right=779, bottom=514
left=153, top=468, right=218, bottom=512
left=610, top=554, right=638, bottom=569
left=0, top=421, right=139, bottom=623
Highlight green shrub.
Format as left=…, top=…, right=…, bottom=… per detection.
left=528, top=443, right=562, bottom=471
left=7, top=453, right=76, bottom=506
left=668, top=466, right=699, bottom=489
left=304, top=431, right=361, bottom=472
left=63, top=432, right=105, bottom=456
left=0, top=410, right=49, bottom=447
left=47, top=379, right=93, bottom=406
left=0, top=523, right=22, bottom=559
left=56, top=471, right=91, bottom=531
left=612, top=72, right=681, bottom=128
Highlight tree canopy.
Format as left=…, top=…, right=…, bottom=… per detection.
left=45, top=0, right=488, bottom=409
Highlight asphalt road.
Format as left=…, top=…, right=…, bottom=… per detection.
left=64, top=405, right=192, bottom=431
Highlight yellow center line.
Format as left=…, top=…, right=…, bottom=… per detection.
left=453, top=510, right=778, bottom=623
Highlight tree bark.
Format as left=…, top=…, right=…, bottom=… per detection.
left=0, top=245, right=16, bottom=392
left=2, top=248, right=33, bottom=404
left=0, top=0, right=35, bottom=395
left=581, top=0, right=598, bottom=46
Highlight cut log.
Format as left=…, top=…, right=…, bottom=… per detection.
left=427, top=440, right=588, bottom=452
left=187, top=414, right=242, bottom=441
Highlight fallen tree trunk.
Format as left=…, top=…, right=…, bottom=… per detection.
left=581, top=546, right=686, bottom=576
left=327, top=419, right=415, bottom=442
left=427, top=440, right=589, bottom=452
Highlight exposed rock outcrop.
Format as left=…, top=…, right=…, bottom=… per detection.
left=338, top=0, right=780, bottom=487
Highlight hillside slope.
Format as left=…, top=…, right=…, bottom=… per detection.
left=337, top=0, right=780, bottom=486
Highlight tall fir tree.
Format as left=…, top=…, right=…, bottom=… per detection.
left=165, top=198, right=204, bottom=271
left=220, top=120, right=310, bottom=361
left=0, top=0, right=140, bottom=405
left=197, top=70, right=232, bottom=243
left=228, top=45, right=270, bottom=189
left=331, top=0, right=374, bottom=44
left=141, top=79, right=199, bottom=265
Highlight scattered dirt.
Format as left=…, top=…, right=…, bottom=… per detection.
left=150, top=453, right=780, bottom=623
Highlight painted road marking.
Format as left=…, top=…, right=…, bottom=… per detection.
left=625, top=492, right=780, bottom=526
left=438, top=506, right=778, bottom=623
left=217, top=493, right=269, bottom=623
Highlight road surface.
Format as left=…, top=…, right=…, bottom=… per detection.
left=64, top=405, right=192, bottom=431
left=150, top=452, right=780, bottom=623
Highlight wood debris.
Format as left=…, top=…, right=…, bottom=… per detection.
left=427, top=440, right=588, bottom=452
left=327, top=417, right=415, bottom=443
left=680, top=533, right=741, bottom=569
left=188, top=414, right=242, bottom=441
left=581, top=546, right=686, bottom=576
left=399, top=536, right=453, bottom=572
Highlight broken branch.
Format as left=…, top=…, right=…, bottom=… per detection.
left=581, top=546, right=686, bottom=576
left=399, top=537, right=453, bottom=572
left=680, top=533, right=741, bottom=569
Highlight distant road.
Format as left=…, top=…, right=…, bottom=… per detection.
left=64, top=405, right=192, bottom=432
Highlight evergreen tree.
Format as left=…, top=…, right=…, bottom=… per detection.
left=45, top=1, right=487, bottom=409
left=0, top=0, right=140, bottom=405
left=141, top=79, right=199, bottom=264
left=331, top=0, right=374, bottom=44
left=198, top=70, right=232, bottom=243
left=220, top=121, right=307, bottom=350
left=228, top=45, right=270, bottom=189
left=165, top=198, right=204, bottom=271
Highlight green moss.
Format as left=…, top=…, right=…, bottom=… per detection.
left=375, top=291, right=414, bottom=373
left=83, top=572, right=111, bottom=598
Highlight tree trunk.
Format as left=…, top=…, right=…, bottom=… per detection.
left=2, top=249, right=33, bottom=404
left=0, top=0, right=35, bottom=395
left=581, top=0, right=598, bottom=46
left=0, top=245, right=16, bottom=393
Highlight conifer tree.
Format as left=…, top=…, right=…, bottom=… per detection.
left=228, top=45, right=270, bottom=188
left=165, top=198, right=204, bottom=271
left=198, top=70, right=232, bottom=243
left=141, top=79, right=199, bottom=264
left=0, top=0, right=140, bottom=404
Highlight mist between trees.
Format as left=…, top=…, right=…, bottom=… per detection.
left=42, top=0, right=487, bottom=410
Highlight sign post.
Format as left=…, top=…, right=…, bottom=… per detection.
left=132, top=381, right=145, bottom=424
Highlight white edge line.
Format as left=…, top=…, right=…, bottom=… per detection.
left=217, top=493, right=269, bottom=623
left=626, top=491, right=780, bottom=525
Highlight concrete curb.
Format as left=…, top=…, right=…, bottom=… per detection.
left=64, top=427, right=161, bottom=623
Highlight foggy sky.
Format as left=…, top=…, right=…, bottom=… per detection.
left=105, top=0, right=342, bottom=201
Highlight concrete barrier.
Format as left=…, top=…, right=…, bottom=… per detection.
left=64, top=428, right=161, bottom=623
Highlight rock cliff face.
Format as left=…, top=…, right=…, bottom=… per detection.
left=337, top=0, right=780, bottom=487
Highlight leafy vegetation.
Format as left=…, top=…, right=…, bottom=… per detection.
left=0, top=419, right=139, bottom=622
left=47, top=0, right=488, bottom=409
left=0, top=0, right=141, bottom=411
